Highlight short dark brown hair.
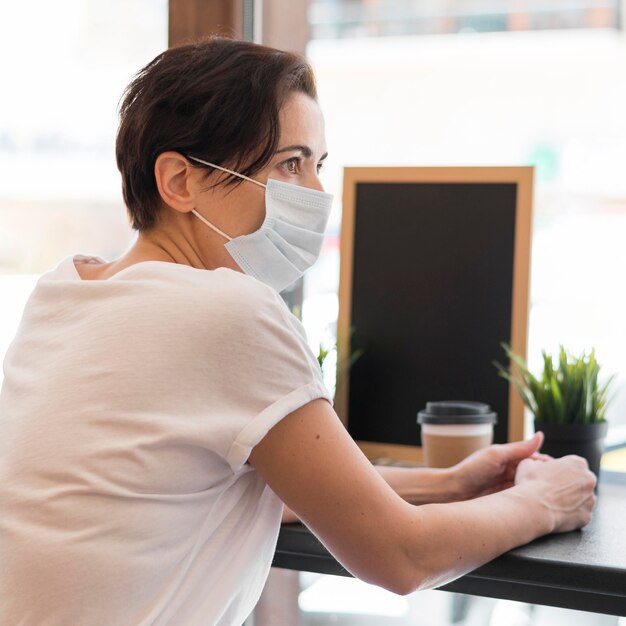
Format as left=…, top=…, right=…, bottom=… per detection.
left=115, top=37, right=317, bottom=231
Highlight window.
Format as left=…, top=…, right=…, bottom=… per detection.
left=303, top=8, right=626, bottom=449
left=310, top=0, right=621, bottom=39
left=0, top=0, right=167, bottom=379
left=298, top=7, right=626, bottom=625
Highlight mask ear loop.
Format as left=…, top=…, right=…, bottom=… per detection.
left=187, top=155, right=266, bottom=241
left=190, top=209, right=233, bottom=241
left=187, top=155, right=266, bottom=189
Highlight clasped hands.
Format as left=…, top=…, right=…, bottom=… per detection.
left=450, top=432, right=597, bottom=532
left=449, top=431, right=552, bottom=501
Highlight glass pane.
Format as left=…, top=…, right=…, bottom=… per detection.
left=269, top=22, right=625, bottom=626
left=0, top=0, right=168, bottom=379
left=310, top=0, right=621, bottom=39
left=304, top=28, right=626, bottom=446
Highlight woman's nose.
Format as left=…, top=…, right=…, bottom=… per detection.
left=306, top=172, right=325, bottom=192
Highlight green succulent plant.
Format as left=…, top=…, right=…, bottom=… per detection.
left=317, top=343, right=331, bottom=370
left=317, top=336, right=364, bottom=376
left=494, top=343, right=614, bottom=425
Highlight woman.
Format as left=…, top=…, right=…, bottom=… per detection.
left=0, top=37, right=596, bottom=626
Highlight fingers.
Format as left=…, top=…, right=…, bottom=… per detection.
left=530, top=452, right=552, bottom=462
left=584, top=491, right=598, bottom=521
left=527, top=456, right=598, bottom=533
left=561, top=486, right=596, bottom=532
left=520, top=432, right=544, bottom=457
left=499, top=432, right=544, bottom=462
left=529, top=431, right=545, bottom=454
left=561, top=454, right=591, bottom=468
left=517, top=457, right=534, bottom=469
left=514, top=453, right=570, bottom=484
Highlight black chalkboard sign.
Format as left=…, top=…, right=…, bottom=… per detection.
left=336, top=167, right=533, bottom=462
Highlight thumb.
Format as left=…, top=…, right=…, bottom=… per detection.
left=505, top=431, right=544, bottom=461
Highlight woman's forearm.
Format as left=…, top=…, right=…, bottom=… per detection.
left=281, top=465, right=458, bottom=523
left=373, top=465, right=459, bottom=505
left=391, top=483, right=554, bottom=593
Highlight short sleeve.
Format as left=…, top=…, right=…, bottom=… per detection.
left=226, top=379, right=330, bottom=471
left=200, top=274, right=333, bottom=472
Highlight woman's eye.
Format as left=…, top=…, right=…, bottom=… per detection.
left=283, top=157, right=300, bottom=174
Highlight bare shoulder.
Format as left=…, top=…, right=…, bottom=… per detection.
left=73, top=258, right=117, bottom=281
left=73, top=254, right=155, bottom=281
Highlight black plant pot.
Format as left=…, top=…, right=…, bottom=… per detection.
left=534, top=420, right=609, bottom=478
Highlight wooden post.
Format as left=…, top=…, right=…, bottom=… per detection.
left=168, top=0, right=244, bottom=47
left=262, top=0, right=310, bottom=53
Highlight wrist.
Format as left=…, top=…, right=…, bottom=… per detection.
left=438, top=466, right=463, bottom=502
left=414, top=466, right=461, bottom=504
left=375, top=465, right=459, bottom=505
left=444, top=464, right=480, bottom=502
left=507, top=481, right=556, bottom=537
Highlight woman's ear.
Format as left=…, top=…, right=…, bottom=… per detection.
left=154, top=151, right=197, bottom=214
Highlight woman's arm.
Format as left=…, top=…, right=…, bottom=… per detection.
left=250, top=399, right=596, bottom=595
left=282, top=465, right=456, bottom=523
left=281, top=431, right=549, bottom=522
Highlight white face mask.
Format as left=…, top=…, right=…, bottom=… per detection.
left=188, top=155, right=333, bottom=293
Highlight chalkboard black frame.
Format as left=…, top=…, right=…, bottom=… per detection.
left=336, top=167, right=534, bottom=463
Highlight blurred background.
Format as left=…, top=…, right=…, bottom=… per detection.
left=1, top=1, right=625, bottom=624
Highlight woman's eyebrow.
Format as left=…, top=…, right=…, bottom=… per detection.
left=276, top=145, right=328, bottom=160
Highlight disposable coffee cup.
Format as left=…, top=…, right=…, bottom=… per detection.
left=417, top=401, right=497, bottom=468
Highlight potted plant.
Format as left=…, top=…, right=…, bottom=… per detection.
left=317, top=328, right=363, bottom=400
left=495, top=344, right=614, bottom=477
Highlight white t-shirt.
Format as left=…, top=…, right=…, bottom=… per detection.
left=0, top=255, right=331, bottom=626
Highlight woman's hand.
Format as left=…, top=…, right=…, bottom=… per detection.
left=450, top=432, right=549, bottom=501
left=514, top=454, right=597, bottom=533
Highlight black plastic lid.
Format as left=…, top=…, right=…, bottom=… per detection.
left=417, top=401, right=498, bottom=425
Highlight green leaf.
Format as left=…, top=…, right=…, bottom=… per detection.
left=494, top=343, right=615, bottom=425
